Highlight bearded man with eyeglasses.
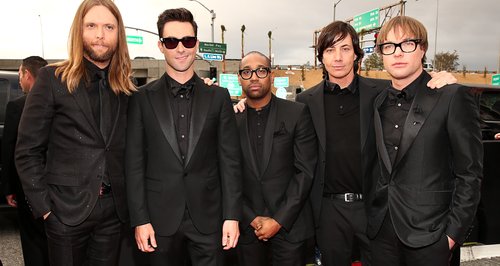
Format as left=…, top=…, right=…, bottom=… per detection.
left=367, top=16, right=482, bottom=266
left=124, top=8, right=242, bottom=266
left=233, top=51, right=317, bottom=266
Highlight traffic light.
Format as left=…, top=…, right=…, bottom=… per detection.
left=209, top=67, right=217, bottom=81
left=374, top=32, right=379, bottom=43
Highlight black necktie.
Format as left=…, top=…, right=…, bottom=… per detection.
left=97, top=71, right=111, bottom=143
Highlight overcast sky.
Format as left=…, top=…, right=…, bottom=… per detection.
left=1, top=0, right=499, bottom=71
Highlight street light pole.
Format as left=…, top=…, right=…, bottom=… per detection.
left=434, top=0, right=439, bottom=66
left=333, top=0, right=343, bottom=21
left=38, top=14, right=45, bottom=58
left=188, top=0, right=216, bottom=42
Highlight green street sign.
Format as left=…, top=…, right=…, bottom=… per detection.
left=219, top=74, right=242, bottom=96
left=126, top=35, right=143, bottom=45
left=493, top=74, right=500, bottom=86
left=199, top=42, right=227, bottom=54
left=353, top=8, right=380, bottom=32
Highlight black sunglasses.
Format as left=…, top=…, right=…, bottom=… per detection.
left=160, top=36, right=197, bottom=49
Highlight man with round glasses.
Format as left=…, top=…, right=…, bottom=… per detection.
left=125, top=8, right=242, bottom=266
left=235, top=51, right=317, bottom=266
left=367, top=16, right=482, bottom=266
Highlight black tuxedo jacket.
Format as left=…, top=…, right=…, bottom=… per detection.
left=367, top=72, right=483, bottom=247
left=1, top=96, right=26, bottom=198
left=125, top=73, right=242, bottom=236
left=15, top=66, right=129, bottom=226
left=235, top=96, right=317, bottom=243
left=296, top=76, right=387, bottom=225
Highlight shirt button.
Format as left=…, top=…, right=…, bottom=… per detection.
left=181, top=135, right=185, bottom=139
left=397, top=103, right=402, bottom=107
left=394, top=146, right=399, bottom=150
left=180, top=95, right=184, bottom=98
left=181, top=114, right=185, bottom=118
left=257, top=123, right=260, bottom=126
left=395, top=125, right=399, bottom=129
left=339, top=105, right=344, bottom=110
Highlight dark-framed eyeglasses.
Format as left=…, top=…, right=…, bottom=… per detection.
left=238, top=67, right=271, bottom=80
left=378, top=39, right=422, bottom=55
left=160, top=36, right=197, bottom=49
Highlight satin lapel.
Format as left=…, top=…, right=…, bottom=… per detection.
left=309, top=86, right=326, bottom=153
left=394, top=86, right=442, bottom=167
left=359, top=79, right=378, bottom=153
left=260, top=97, right=277, bottom=176
left=373, top=90, right=392, bottom=174
left=236, top=110, right=260, bottom=179
left=71, top=83, right=101, bottom=141
left=185, top=79, right=212, bottom=166
left=148, top=77, right=182, bottom=163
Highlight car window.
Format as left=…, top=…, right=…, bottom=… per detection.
left=0, top=78, right=9, bottom=123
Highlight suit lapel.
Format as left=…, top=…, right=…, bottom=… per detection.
left=236, top=111, right=260, bottom=179
left=394, top=83, right=442, bottom=167
left=71, top=83, right=102, bottom=142
left=148, top=76, right=183, bottom=163
left=105, top=93, right=121, bottom=148
left=185, top=78, right=212, bottom=166
left=260, top=97, right=277, bottom=176
left=373, top=90, right=392, bottom=174
left=308, top=85, right=326, bottom=153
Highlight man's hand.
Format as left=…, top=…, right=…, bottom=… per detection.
left=447, top=235, right=456, bottom=250
left=135, top=223, right=157, bottom=252
left=5, top=194, right=17, bottom=208
left=427, top=71, right=457, bottom=89
left=250, top=216, right=265, bottom=230
left=222, top=220, right=240, bottom=250
left=43, top=211, right=51, bottom=220
left=202, top=77, right=218, bottom=86
left=495, top=133, right=500, bottom=140
left=254, top=217, right=281, bottom=241
left=233, top=98, right=247, bottom=113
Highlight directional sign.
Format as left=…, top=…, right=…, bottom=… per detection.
left=274, top=77, right=289, bottom=88
left=353, top=8, right=380, bottom=32
left=202, top=53, right=223, bottom=61
left=219, top=74, right=242, bottom=96
left=493, top=74, right=500, bottom=86
left=363, top=46, right=375, bottom=54
left=126, top=35, right=143, bottom=45
left=199, top=42, right=227, bottom=54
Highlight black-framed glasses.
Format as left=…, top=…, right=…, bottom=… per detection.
left=160, top=36, right=197, bottom=49
left=378, top=39, right=422, bottom=55
left=238, top=67, right=271, bottom=80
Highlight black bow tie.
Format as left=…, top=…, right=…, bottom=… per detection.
left=171, top=83, right=193, bottom=98
left=387, top=90, right=407, bottom=104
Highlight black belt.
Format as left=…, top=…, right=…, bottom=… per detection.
left=99, top=183, right=112, bottom=196
left=323, top=192, right=363, bottom=202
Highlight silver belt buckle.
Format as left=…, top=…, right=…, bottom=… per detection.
left=345, top=193, right=355, bottom=202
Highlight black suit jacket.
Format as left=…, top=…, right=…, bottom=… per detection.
left=236, top=96, right=317, bottom=243
left=1, top=96, right=26, bottom=198
left=15, top=66, right=129, bottom=226
left=296, top=76, right=387, bottom=225
left=125, top=73, right=242, bottom=236
left=367, top=72, right=483, bottom=247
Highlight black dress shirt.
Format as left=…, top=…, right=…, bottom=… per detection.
left=247, top=100, right=272, bottom=174
left=165, top=74, right=196, bottom=162
left=380, top=72, right=422, bottom=164
left=323, top=76, right=362, bottom=194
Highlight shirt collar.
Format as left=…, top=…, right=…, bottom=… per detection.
left=324, top=75, right=358, bottom=95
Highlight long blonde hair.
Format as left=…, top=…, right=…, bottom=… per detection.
left=53, top=0, right=136, bottom=95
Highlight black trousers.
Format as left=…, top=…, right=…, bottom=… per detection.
left=316, top=198, right=371, bottom=266
left=17, top=195, right=49, bottom=266
left=371, top=214, right=451, bottom=266
left=44, top=195, right=122, bottom=266
left=149, top=209, right=222, bottom=266
left=237, top=233, right=307, bottom=266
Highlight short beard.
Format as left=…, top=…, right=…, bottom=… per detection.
left=83, top=41, right=116, bottom=64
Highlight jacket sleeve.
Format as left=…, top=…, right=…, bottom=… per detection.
left=15, top=67, right=54, bottom=218
left=445, top=85, right=483, bottom=244
left=273, top=105, right=317, bottom=231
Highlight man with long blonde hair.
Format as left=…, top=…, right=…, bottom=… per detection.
left=15, top=0, right=135, bottom=265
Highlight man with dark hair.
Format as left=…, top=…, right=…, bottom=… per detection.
left=0, top=55, right=49, bottom=266
left=125, top=8, right=242, bottom=266
left=15, top=0, right=136, bottom=265
left=368, top=16, right=482, bottom=266
left=235, top=51, right=317, bottom=266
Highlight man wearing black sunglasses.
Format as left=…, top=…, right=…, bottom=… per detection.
left=234, top=51, right=317, bottom=266
left=125, top=8, right=242, bottom=266
left=368, top=16, right=482, bottom=266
